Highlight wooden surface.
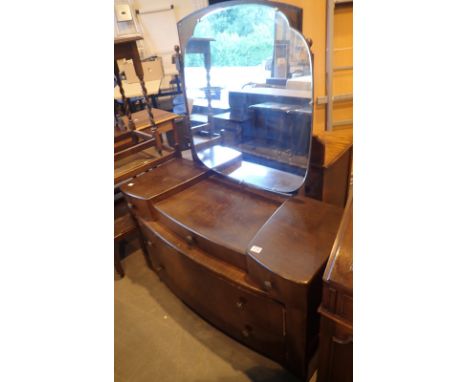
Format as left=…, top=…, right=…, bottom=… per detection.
left=114, top=108, right=181, bottom=184
left=313, top=129, right=353, bottom=168
left=154, top=175, right=282, bottom=255
left=114, top=35, right=143, bottom=45
left=317, top=194, right=353, bottom=382
left=114, top=35, right=144, bottom=78
left=231, top=87, right=312, bottom=100
left=120, top=108, right=179, bottom=131
left=225, top=160, right=305, bottom=193
left=306, top=129, right=353, bottom=207
left=141, top=218, right=287, bottom=363
left=114, top=80, right=161, bottom=99
left=114, top=148, right=174, bottom=185
left=323, top=194, right=353, bottom=293
left=247, top=196, right=343, bottom=284
left=114, top=199, right=138, bottom=277
left=120, top=156, right=344, bottom=381
left=120, top=158, right=207, bottom=201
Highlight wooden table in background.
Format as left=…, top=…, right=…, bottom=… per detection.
left=114, top=80, right=161, bottom=100
left=114, top=108, right=180, bottom=185
left=114, top=35, right=144, bottom=77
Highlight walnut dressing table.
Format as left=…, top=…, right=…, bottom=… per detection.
left=121, top=157, right=342, bottom=379
left=120, top=2, right=348, bottom=380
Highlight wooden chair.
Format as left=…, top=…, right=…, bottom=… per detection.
left=114, top=206, right=135, bottom=277
left=114, top=38, right=187, bottom=276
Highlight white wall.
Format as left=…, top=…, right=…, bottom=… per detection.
left=131, top=0, right=208, bottom=56
left=115, top=0, right=208, bottom=74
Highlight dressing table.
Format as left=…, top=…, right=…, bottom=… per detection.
left=121, top=2, right=346, bottom=380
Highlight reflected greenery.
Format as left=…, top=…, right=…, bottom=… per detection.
left=185, top=5, right=275, bottom=67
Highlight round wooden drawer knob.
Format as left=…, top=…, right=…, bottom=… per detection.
left=185, top=235, right=195, bottom=246
left=242, top=326, right=252, bottom=338
left=155, top=265, right=164, bottom=272
left=264, top=280, right=273, bottom=290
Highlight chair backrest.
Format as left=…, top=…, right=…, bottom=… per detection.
left=123, top=58, right=164, bottom=83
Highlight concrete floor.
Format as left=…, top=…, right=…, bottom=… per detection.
left=115, top=245, right=317, bottom=382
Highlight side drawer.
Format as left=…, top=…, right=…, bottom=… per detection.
left=124, top=196, right=153, bottom=220
left=142, top=224, right=286, bottom=362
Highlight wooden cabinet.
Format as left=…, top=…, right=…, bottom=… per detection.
left=117, top=2, right=353, bottom=380
left=142, top=222, right=287, bottom=361
left=306, top=130, right=353, bottom=208
left=318, top=194, right=353, bottom=382
left=120, top=157, right=344, bottom=380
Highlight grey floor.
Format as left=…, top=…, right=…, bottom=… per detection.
left=115, top=244, right=317, bottom=382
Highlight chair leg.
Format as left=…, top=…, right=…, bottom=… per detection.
left=136, top=228, right=153, bottom=270
left=114, top=240, right=126, bottom=277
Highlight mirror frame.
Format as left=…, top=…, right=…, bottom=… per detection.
left=176, top=0, right=315, bottom=195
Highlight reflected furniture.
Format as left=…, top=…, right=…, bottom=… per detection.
left=318, top=193, right=353, bottom=382
left=114, top=79, right=161, bottom=101
left=114, top=108, right=181, bottom=185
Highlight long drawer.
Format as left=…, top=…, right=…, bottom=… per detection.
left=141, top=222, right=286, bottom=362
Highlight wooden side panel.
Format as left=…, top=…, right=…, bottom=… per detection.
left=317, top=316, right=353, bottom=382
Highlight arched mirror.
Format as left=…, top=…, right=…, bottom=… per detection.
left=178, top=1, right=313, bottom=194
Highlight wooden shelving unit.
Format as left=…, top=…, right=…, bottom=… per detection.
left=324, top=0, right=353, bottom=131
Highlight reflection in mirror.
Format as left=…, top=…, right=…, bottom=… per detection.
left=182, top=3, right=313, bottom=193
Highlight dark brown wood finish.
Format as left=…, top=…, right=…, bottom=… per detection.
left=306, top=129, right=353, bottom=207
left=317, top=193, right=353, bottom=382
left=114, top=108, right=182, bottom=185
left=121, top=156, right=345, bottom=381
left=115, top=35, right=165, bottom=153
left=246, top=196, right=343, bottom=377
left=117, top=3, right=351, bottom=380
left=114, top=198, right=151, bottom=277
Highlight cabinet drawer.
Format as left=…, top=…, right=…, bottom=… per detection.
left=143, top=227, right=286, bottom=362
left=125, top=196, right=153, bottom=219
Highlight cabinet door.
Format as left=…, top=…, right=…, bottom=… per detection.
left=318, top=317, right=353, bottom=382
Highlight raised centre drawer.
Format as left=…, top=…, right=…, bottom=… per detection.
left=141, top=222, right=286, bottom=362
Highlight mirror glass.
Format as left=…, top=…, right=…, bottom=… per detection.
left=182, top=3, right=313, bottom=193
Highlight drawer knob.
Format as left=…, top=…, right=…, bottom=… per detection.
left=146, top=240, right=153, bottom=247
left=332, top=335, right=353, bottom=345
left=155, top=265, right=164, bottom=272
left=242, top=326, right=252, bottom=338
left=236, top=298, right=246, bottom=309
left=185, top=235, right=195, bottom=246
left=264, top=280, right=273, bottom=290
left=127, top=203, right=134, bottom=210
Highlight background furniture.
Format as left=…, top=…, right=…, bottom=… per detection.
left=322, top=0, right=353, bottom=131
left=306, top=129, right=353, bottom=207
left=318, top=192, right=353, bottom=382
left=114, top=108, right=181, bottom=185
left=114, top=106, right=181, bottom=274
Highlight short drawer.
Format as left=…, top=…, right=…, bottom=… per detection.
left=142, top=225, right=286, bottom=362
left=125, top=196, right=153, bottom=219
